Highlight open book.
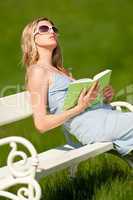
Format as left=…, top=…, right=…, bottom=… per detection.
left=63, top=69, right=112, bottom=110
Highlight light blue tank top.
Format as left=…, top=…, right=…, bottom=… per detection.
left=48, top=72, right=74, bottom=114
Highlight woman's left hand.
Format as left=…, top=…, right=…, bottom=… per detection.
left=103, top=85, right=115, bottom=102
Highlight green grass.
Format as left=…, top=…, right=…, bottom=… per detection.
left=39, top=154, right=133, bottom=200
left=0, top=0, right=133, bottom=199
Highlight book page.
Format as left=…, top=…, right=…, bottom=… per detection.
left=70, top=78, right=93, bottom=84
left=94, top=69, right=112, bottom=80
left=93, top=69, right=112, bottom=90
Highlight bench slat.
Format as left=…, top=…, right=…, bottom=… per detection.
left=0, top=142, right=113, bottom=188
left=0, top=91, right=32, bottom=126
left=37, top=142, right=113, bottom=179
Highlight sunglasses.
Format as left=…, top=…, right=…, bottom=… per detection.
left=33, top=25, right=59, bottom=36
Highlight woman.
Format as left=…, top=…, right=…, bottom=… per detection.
left=21, top=17, right=133, bottom=159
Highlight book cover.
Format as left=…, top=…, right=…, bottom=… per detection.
left=63, top=69, right=112, bottom=110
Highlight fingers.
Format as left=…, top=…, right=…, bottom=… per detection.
left=78, top=88, right=87, bottom=101
left=104, top=92, right=113, bottom=101
left=104, top=91, right=113, bottom=97
left=103, top=85, right=114, bottom=99
left=86, top=81, right=99, bottom=97
left=79, top=81, right=99, bottom=101
left=103, top=89, right=114, bottom=102
left=103, top=85, right=114, bottom=93
left=90, top=80, right=99, bottom=92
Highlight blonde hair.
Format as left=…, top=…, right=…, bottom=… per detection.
left=21, top=17, right=70, bottom=89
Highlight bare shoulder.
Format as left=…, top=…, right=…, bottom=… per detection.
left=27, top=64, right=50, bottom=81
left=28, top=64, right=47, bottom=75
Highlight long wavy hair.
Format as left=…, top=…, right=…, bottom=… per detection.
left=21, top=17, right=70, bottom=89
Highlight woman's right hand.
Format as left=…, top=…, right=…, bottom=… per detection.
left=75, top=81, right=99, bottom=113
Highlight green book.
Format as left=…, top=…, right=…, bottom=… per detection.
left=63, top=69, right=112, bottom=110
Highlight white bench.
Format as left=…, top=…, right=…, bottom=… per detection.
left=0, top=91, right=133, bottom=200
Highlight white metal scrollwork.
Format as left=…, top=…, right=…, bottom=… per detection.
left=0, top=136, right=41, bottom=200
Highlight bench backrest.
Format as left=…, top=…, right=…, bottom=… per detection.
left=0, top=91, right=32, bottom=126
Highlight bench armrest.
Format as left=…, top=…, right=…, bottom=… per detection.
left=0, top=136, right=41, bottom=200
left=110, top=101, right=133, bottom=112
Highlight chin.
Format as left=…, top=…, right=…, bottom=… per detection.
left=40, top=43, right=57, bottom=50
left=48, top=42, right=57, bottom=49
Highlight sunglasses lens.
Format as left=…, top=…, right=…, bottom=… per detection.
left=38, top=25, right=59, bottom=34
left=39, top=25, right=49, bottom=33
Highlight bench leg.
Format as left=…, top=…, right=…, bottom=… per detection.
left=68, top=164, right=78, bottom=178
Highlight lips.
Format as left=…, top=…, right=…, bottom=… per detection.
left=49, top=35, right=56, bottom=39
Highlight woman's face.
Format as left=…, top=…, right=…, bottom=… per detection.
left=34, top=20, right=58, bottom=49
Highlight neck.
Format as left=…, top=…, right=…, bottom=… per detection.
left=37, top=46, right=53, bottom=67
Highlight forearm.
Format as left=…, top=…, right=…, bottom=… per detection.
left=38, top=106, right=81, bottom=133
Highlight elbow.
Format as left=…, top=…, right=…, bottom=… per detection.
left=37, top=128, right=46, bottom=134
left=34, top=122, right=47, bottom=134
left=37, top=125, right=52, bottom=134
left=33, top=116, right=51, bottom=134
